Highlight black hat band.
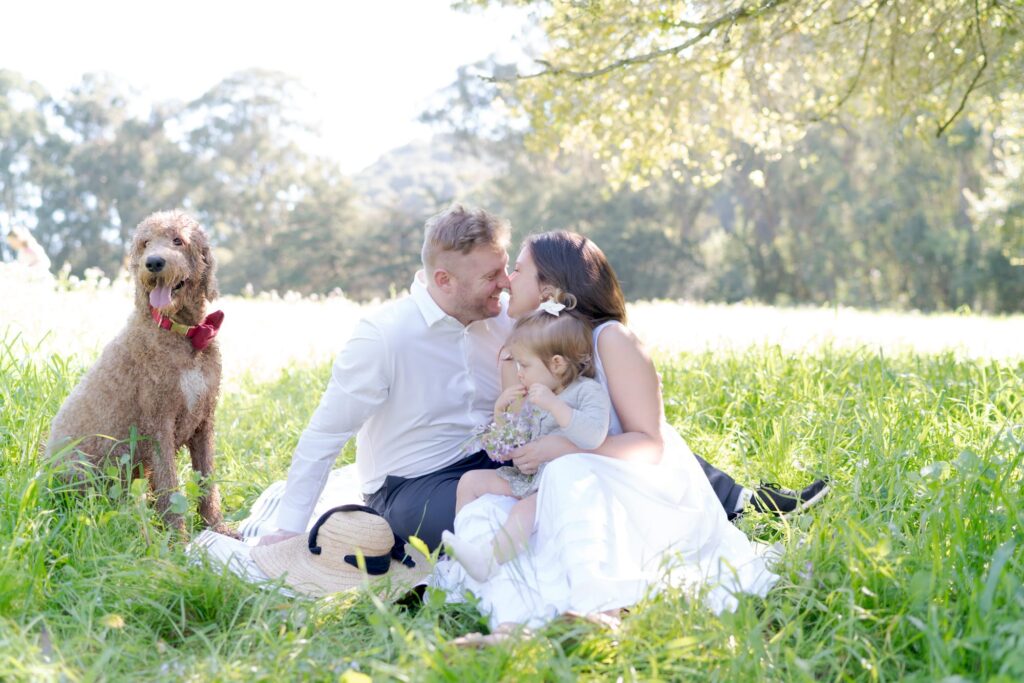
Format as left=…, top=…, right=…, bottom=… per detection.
left=306, top=504, right=416, bottom=571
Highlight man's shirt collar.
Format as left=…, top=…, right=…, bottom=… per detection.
left=411, top=271, right=453, bottom=328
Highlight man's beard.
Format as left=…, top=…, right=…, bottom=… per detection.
left=455, top=292, right=499, bottom=324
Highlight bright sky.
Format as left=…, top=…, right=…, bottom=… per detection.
left=1, top=0, right=528, bottom=173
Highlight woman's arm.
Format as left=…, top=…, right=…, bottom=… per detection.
left=510, top=325, right=665, bottom=473
left=585, top=324, right=665, bottom=463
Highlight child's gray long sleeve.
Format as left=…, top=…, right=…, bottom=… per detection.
left=559, top=378, right=611, bottom=450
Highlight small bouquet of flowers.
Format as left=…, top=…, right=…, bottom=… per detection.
left=465, top=401, right=540, bottom=462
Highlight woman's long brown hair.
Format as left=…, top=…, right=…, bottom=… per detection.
left=525, top=231, right=627, bottom=325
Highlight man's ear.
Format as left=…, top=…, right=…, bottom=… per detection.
left=432, top=267, right=453, bottom=292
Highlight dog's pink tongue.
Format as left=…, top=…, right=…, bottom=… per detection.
left=149, top=285, right=173, bottom=309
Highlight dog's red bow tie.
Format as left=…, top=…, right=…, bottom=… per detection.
left=150, top=307, right=224, bottom=351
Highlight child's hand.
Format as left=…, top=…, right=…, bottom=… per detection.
left=526, top=383, right=559, bottom=412
left=495, top=384, right=527, bottom=418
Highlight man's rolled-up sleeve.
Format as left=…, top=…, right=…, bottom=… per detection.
left=275, top=320, right=391, bottom=532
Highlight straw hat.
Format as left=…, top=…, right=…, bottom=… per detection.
left=251, top=505, right=430, bottom=598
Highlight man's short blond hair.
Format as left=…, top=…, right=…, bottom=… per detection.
left=421, top=204, right=511, bottom=272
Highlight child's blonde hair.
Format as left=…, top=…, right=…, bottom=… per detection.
left=507, top=293, right=595, bottom=388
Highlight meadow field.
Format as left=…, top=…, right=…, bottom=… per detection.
left=1, top=269, right=1023, bottom=681
left=3, top=267, right=1022, bottom=384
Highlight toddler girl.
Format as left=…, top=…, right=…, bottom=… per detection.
left=442, top=298, right=610, bottom=581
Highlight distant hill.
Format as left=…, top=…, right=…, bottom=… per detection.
left=353, top=134, right=501, bottom=216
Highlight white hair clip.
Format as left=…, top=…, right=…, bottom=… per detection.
left=538, top=300, right=565, bottom=316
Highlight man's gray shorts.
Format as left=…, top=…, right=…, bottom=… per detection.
left=364, top=450, right=502, bottom=552
left=364, top=449, right=740, bottom=550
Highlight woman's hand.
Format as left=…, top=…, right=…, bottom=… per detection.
left=510, top=434, right=572, bottom=474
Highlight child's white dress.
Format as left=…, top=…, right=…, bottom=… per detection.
left=433, top=321, right=780, bottom=627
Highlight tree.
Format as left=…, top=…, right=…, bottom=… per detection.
left=28, top=74, right=189, bottom=276
left=427, top=59, right=1023, bottom=311
left=467, top=0, right=1024, bottom=186
left=0, top=71, right=48, bottom=261
left=178, top=69, right=363, bottom=295
left=0, top=68, right=366, bottom=293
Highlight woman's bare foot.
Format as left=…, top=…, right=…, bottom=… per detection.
left=451, top=623, right=529, bottom=648
left=559, top=609, right=622, bottom=631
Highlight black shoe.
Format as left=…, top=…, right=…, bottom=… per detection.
left=749, top=479, right=830, bottom=516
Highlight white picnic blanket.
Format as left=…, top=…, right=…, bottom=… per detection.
left=188, top=465, right=366, bottom=585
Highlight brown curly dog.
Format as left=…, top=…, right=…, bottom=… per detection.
left=47, top=210, right=231, bottom=535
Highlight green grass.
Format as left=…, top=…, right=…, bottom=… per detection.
left=2, top=334, right=1022, bottom=682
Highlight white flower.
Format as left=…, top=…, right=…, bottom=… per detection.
left=538, top=300, right=565, bottom=316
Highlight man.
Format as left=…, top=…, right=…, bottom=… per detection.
left=259, top=204, right=827, bottom=549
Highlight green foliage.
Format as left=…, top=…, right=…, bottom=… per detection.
left=0, top=68, right=367, bottom=297
left=440, top=114, right=1024, bottom=311
left=2, top=329, right=1023, bottom=681
left=470, top=0, right=1024, bottom=186
left=0, top=71, right=49, bottom=263
left=4, top=36, right=1024, bottom=313
left=419, top=44, right=1024, bottom=312
left=179, top=71, right=363, bottom=296
left=0, top=69, right=489, bottom=301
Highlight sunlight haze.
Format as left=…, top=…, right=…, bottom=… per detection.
left=1, top=0, right=527, bottom=173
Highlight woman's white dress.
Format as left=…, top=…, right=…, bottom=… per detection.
left=431, top=322, right=779, bottom=627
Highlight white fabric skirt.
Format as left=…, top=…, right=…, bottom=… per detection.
left=193, top=431, right=778, bottom=627
left=431, top=426, right=780, bottom=628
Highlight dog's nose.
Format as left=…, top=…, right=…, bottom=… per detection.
left=145, top=256, right=165, bottom=273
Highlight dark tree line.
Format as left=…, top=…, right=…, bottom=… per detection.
left=2, top=66, right=1022, bottom=312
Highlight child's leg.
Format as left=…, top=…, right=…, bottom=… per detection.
left=492, top=494, right=537, bottom=563
left=442, top=493, right=538, bottom=583
left=455, top=469, right=514, bottom=514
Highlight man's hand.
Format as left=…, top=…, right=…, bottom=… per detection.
left=510, top=434, right=569, bottom=474
left=257, top=529, right=301, bottom=546
left=495, top=384, right=527, bottom=420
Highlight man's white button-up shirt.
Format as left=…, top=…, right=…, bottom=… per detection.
left=275, top=272, right=514, bottom=533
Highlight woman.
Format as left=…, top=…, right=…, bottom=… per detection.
left=433, top=231, right=779, bottom=627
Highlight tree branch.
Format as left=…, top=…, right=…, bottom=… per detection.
left=936, top=0, right=989, bottom=137
left=830, top=0, right=886, bottom=27
left=502, top=0, right=793, bottom=82
left=810, top=0, right=882, bottom=122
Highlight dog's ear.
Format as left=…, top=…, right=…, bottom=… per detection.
left=129, top=225, right=142, bottom=252
left=128, top=226, right=147, bottom=266
left=199, top=237, right=219, bottom=301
